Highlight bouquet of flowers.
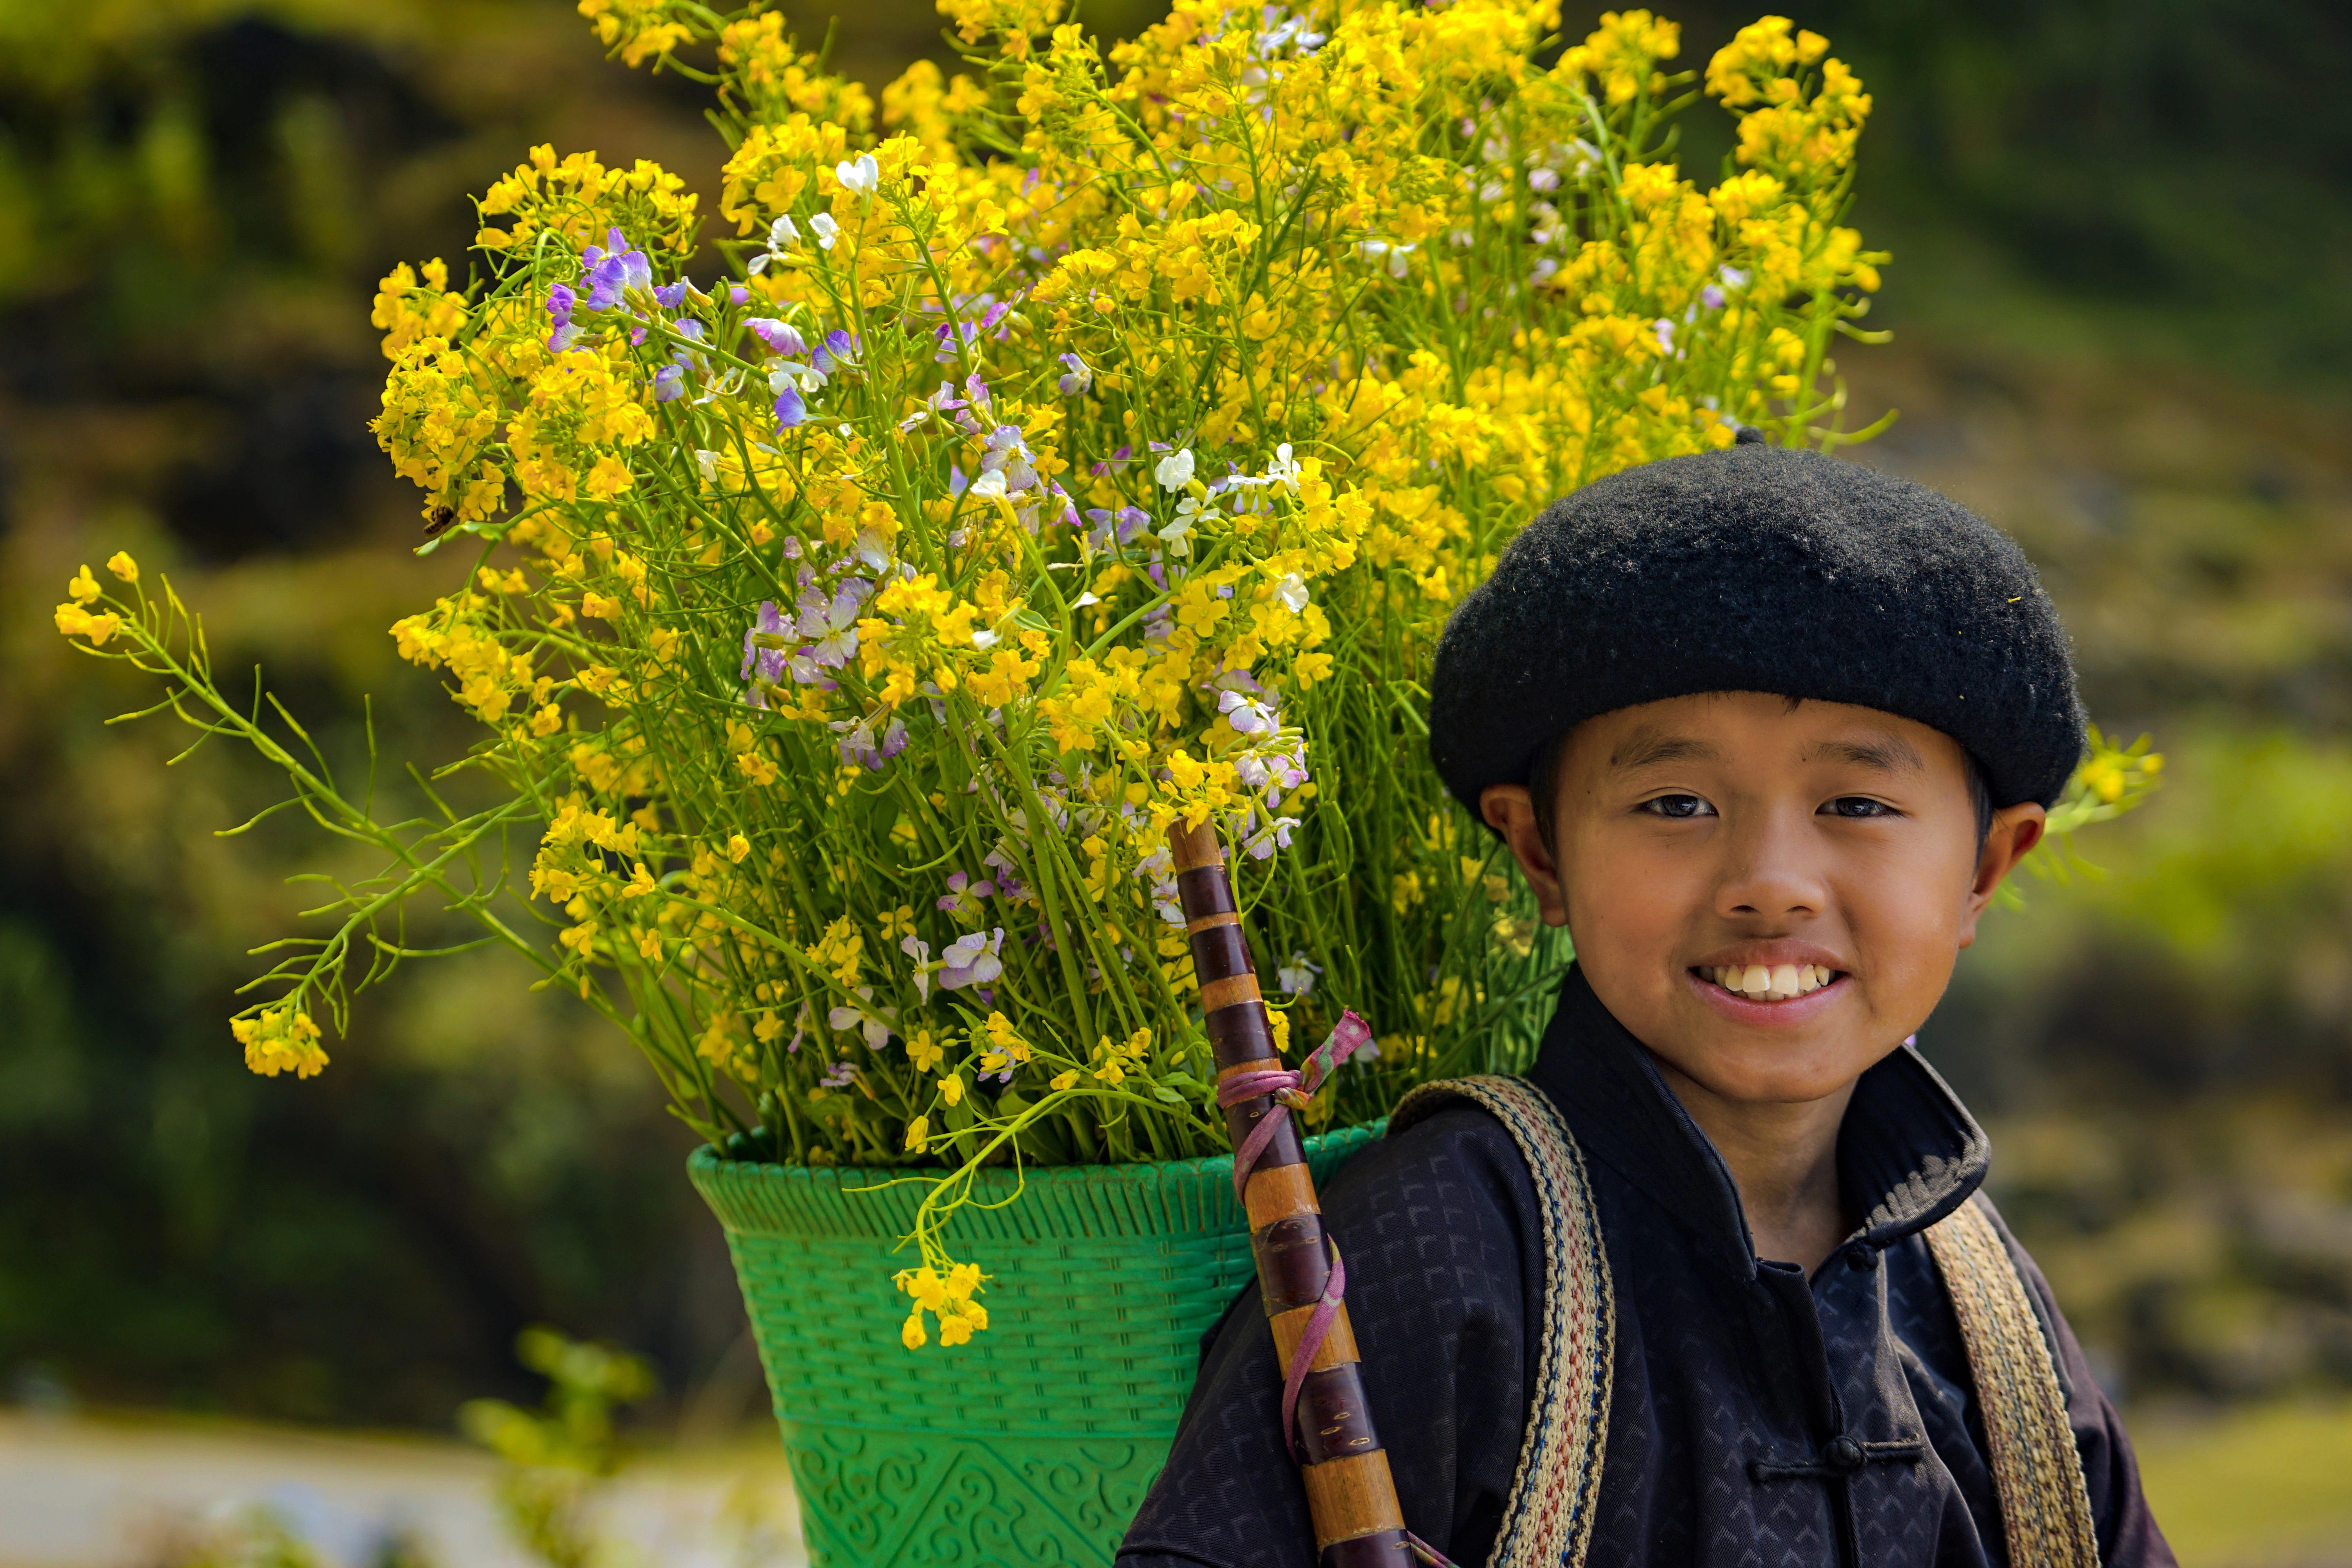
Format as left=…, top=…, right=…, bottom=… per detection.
left=53, top=0, right=2158, bottom=1350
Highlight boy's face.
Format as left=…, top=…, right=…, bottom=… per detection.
left=1481, top=692, right=2046, bottom=1108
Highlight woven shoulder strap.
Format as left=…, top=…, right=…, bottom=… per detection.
left=1392, top=1074, right=1614, bottom=1568
left=1924, top=1196, right=2102, bottom=1568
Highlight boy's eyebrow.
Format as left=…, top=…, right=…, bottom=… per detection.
left=1809, top=733, right=1926, bottom=773
left=1609, top=729, right=1720, bottom=769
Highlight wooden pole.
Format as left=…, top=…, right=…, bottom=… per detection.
left=1169, top=819, right=1423, bottom=1568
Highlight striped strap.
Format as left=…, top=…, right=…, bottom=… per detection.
left=1924, top=1196, right=2102, bottom=1568
left=1392, top=1075, right=1613, bottom=1568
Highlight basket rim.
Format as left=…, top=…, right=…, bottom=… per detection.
left=688, top=1118, right=1386, bottom=1240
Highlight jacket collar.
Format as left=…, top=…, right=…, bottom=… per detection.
left=1523, top=965, right=1989, bottom=1278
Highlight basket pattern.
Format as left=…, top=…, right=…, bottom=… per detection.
left=690, top=1125, right=1380, bottom=1567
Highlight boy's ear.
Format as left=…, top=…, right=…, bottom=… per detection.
left=1480, top=784, right=1570, bottom=927
left=1958, top=802, right=2049, bottom=948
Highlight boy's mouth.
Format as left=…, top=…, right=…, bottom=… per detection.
left=1691, top=963, right=1841, bottom=1002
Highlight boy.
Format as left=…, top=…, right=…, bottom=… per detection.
left=1118, top=443, right=2174, bottom=1567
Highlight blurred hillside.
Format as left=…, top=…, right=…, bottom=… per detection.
left=2, top=0, right=2349, bottom=1433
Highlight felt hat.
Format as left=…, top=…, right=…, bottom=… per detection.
left=1428, top=441, right=2085, bottom=819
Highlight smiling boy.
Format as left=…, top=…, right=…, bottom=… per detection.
left=1119, top=444, right=2175, bottom=1568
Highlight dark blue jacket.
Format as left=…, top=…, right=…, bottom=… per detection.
left=1118, top=967, right=2174, bottom=1568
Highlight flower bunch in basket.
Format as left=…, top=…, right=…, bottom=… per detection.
left=53, top=0, right=2158, bottom=1350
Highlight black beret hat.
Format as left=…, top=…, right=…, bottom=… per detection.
left=1429, top=442, right=2084, bottom=818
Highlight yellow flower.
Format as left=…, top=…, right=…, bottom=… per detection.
left=106, top=552, right=139, bottom=584
left=726, top=833, right=751, bottom=862
left=1050, top=1069, right=1079, bottom=1091
left=67, top=565, right=100, bottom=604
left=907, top=1030, right=946, bottom=1074
left=904, top=1114, right=930, bottom=1153
left=232, top=1006, right=329, bottom=1079
left=53, top=603, right=122, bottom=647
left=941, top=1073, right=965, bottom=1107
left=901, top=1310, right=927, bottom=1349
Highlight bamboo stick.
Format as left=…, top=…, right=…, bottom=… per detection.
left=1169, top=819, right=1434, bottom=1568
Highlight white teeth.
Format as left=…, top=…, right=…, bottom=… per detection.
left=1704, top=962, right=1839, bottom=998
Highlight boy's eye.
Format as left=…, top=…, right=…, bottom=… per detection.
left=1639, top=793, right=1715, bottom=819
left=1822, top=796, right=1896, bottom=818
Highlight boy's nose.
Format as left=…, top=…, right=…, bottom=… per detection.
left=1713, top=812, right=1828, bottom=918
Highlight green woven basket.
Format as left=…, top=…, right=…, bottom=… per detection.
left=688, top=1123, right=1381, bottom=1567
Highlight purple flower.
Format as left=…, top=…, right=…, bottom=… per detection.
left=652, top=363, right=686, bottom=401
left=581, top=228, right=652, bottom=311
left=1056, top=352, right=1093, bottom=396
left=1085, top=506, right=1149, bottom=548
left=794, top=577, right=869, bottom=670
left=1701, top=283, right=1725, bottom=310
left=834, top=715, right=905, bottom=770
left=978, top=425, right=1036, bottom=495
left=546, top=283, right=581, bottom=351
left=812, top=329, right=857, bottom=374
left=747, top=317, right=807, bottom=357
left=653, top=277, right=692, bottom=309
left=817, top=1059, right=857, bottom=1089
left=937, top=929, right=1005, bottom=991
left=775, top=386, right=809, bottom=428
left=981, top=846, right=1029, bottom=902
left=740, top=601, right=791, bottom=706
left=936, top=870, right=998, bottom=916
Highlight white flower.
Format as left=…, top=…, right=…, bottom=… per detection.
left=1218, top=688, right=1278, bottom=736
left=746, top=214, right=800, bottom=274
left=1358, top=239, right=1416, bottom=279
left=827, top=986, right=897, bottom=1049
left=1265, top=443, right=1301, bottom=486
left=810, top=212, right=840, bottom=251
left=1154, top=447, right=1196, bottom=489
left=834, top=154, right=880, bottom=196
left=695, top=449, right=720, bottom=484
left=968, top=468, right=1009, bottom=500
left=971, top=628, right=1000, bottom=649
left=1277, top=952, right=1322, bottom=995
left=769, top=362, right=827, bottom=395
left=900, top=935, right=939, bottom=1003
left=1275, top=572, right=1309, bottom=613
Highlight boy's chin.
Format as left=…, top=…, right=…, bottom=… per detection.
left=1657, top=1044, right=1888, bottom=1108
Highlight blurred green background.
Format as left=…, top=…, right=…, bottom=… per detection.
left=2, top=0, right=2349, bottom=1559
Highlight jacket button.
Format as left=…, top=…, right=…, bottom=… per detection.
left=1846, top=1243, right=1879, bottom=1272
left=1825, top=1435, right=1866, bottom=1473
